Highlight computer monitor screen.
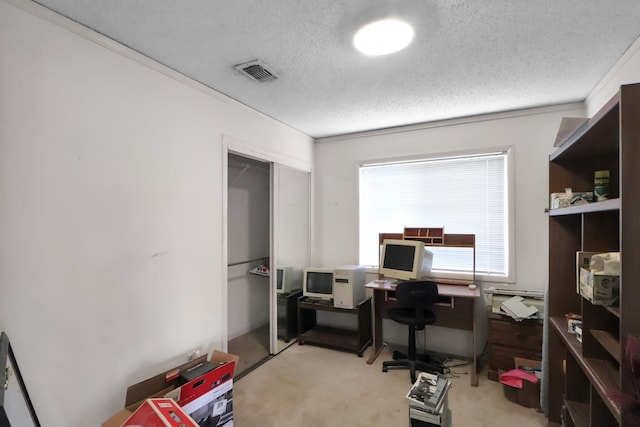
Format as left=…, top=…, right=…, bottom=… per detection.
left=382, top=244, right=416, bottom=272
left=379, top=239, right=433, bottom=281
left=303, top=268, right=334, bottom=301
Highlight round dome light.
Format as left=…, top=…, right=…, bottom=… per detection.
left=353, top=19, right=414, bottom=56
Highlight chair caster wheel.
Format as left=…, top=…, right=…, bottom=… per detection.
left=382, top=366, right=388, bottom=372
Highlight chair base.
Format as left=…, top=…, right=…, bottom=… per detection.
left=392, top=350, right=443, bottom=365
left=382, top=357, right=443, bottom=383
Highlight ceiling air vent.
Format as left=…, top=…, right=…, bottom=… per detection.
left=234, top=60, right=278, bottom=82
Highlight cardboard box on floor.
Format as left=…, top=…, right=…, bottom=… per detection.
left=102, top=350, right=239, bottom=427
left=500, top=357, right=542, bottom=409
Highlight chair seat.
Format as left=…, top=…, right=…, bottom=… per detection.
left=388, top=307, right=436, bottom=327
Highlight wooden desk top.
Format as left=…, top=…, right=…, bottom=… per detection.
left=365, top=280, right=481, bottom=298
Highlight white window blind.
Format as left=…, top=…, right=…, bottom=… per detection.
left=359, top=151, right=509, bottom=279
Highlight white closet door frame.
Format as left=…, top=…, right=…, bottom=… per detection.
left=222, top=134, right=311, bottom=354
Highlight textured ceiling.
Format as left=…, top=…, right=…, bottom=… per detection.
left=32, top=0, right=640, bottom=138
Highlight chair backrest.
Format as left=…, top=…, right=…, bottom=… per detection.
left=394, top=281, right=439, bottom=326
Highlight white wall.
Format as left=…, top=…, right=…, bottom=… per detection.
left=313, top=107, right=587, bottom=287
left=312, top=105, right=586, bottom=356
left=586, top=37, right=640, bottom=115
left=0, top=1, right=312, bottom=426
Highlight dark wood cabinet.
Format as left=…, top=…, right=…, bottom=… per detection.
left=487, top=313, right=542, bottom=381
left=297, top=296, right=372, bottom=356
left=547, top=83, right=640, bottom=427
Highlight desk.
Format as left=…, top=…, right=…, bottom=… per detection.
left=365, top=280, right=481, bottom=386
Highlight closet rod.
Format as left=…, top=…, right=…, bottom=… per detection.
left=227, top=256, right=269, bottom=267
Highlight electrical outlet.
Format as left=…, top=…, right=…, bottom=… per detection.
left=188, top=349, right=200, bottom=362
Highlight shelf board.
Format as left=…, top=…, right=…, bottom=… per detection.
left=565, top=399, right=590, bottom=427
left=591, top=329, right=621, bottom=363
left=548, top=198, right=620, bottom=216
left=551, top=316, right=582, bottom=352
left=550, top=95, right=620, bottom=161
left=604, top=305, right=621, bottom=318
left=551, top=316, right=621, bottom=423
left=298, top=325, right=360, bottom=351
left=298, top=299, right=359, bottom=314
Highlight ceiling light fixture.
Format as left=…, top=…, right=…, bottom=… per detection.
left=353, top=19, right=414, bottom=56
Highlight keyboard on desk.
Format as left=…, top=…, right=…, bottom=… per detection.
left=432, top=278, right=474, bottom=286
left=303, top=297, right=333, bottom=305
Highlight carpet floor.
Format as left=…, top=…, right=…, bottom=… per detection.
left=233, top=343, right=547, bottom=427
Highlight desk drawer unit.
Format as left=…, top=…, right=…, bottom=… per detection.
left=488, top=314, right=543, bottom=381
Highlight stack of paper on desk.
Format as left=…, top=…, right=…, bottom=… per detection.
left=500, top=296, right=539, bottom=321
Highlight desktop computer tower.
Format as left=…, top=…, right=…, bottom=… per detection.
left=333, top=265, right=366, bottom=309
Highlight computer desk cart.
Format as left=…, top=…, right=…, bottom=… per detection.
left=297, top=296, right=372, bottom=357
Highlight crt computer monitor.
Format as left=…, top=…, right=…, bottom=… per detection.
left=379, top=239, right=433, bottom=281
left=276, top=266, right=297, bottom=294
left=302, top=268, right=334, bottom=301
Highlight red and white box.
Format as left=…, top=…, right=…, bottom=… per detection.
left=176, top=360, right=235, bottom=407
left=102, top=350, right=239, bottom=427
left=122, top=398, right=198, bottom=427
left=181, top=379, right=234, bottom=426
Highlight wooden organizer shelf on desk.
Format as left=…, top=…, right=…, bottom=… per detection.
left=297, top=296, right=372, bottom=357
left=380, top=231, right=476, bottom=281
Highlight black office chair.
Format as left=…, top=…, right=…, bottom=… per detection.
left=382, top=280, right=443, bottom=383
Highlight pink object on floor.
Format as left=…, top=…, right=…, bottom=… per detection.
left=499, top=369, right=539, bottom=389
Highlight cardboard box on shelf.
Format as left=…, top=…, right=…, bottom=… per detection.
left=122, top=398, right=198, bottom=427
left=579, top=267, right=619, bottom=306
left=576, top=251, right=598, bottom=293
left=102, top=350, right=238, bottom=427
left=550, top=190, right=593, bottom=209
left=576, top=251, right=620, bottom=306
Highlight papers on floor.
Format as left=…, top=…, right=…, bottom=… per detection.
left=500, top=296, right=539, bottom=321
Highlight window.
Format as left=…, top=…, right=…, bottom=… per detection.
left=359, top=149, right=512, bottom=282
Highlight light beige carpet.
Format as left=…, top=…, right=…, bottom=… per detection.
left=233, top=343, right=547, bottom=427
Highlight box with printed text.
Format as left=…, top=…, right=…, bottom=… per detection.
left=102, top=350, right=238, bottom=427
left=122, top=398, right=198, bottom=427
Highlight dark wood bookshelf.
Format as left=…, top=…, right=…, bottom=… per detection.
left=547, top=83, right=640, bottom=427
left=565, top=400, right=590, bottom=427
left=551, top=317, right=621, bottom=423
left=591, top=329, right=621, bottom=364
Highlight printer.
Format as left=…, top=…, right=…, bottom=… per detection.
left=485, top=288, right=545, bottom=320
